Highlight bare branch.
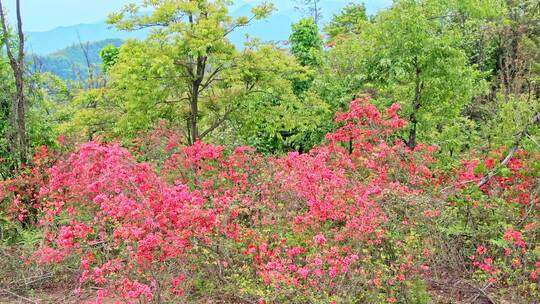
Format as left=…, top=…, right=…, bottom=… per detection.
left=224, top=15, right=257, bottom=37
left=526, top=133, right=540, bottom=149
left=15, top=0, right=23, bottom=64
left=0, top=288, right=38, bottom=304
left=478, top=111, right=540, bottom=187
left=199, top=106, right=238, bottom=139
left=0, top=0, right=17, bottom=71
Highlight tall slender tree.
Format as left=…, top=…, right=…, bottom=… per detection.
left=0, top=0, right=27, bottom=166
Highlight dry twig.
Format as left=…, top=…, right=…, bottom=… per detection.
left=0, top=288, right=38, bottom=304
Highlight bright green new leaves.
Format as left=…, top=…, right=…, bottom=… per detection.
left=99, top=44, right=120, bottom=72
left=251, top=2, right=275, bottom=19
left=105, top=0, right=288, bottom=144
left=289, top=17, right=323, bottom=97
left=290, top=17, right=323, bottom=68
left=108, top=0, right=273, bottom=58
left=104, top=40, right=180, bottom=139
left=324, top=3, right=368, bottom=43
left=58, top=84, right=121, bottom=141
left=231, top=44, right=329, bottom=152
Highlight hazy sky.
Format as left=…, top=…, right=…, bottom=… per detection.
left=3, top=0, right=391, bottom=32
left=3, top=0, right=142, bottom=32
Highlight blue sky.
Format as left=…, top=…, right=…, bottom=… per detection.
left=4, top=0, right=141, bottom=32
left=4, top=0, right=391, bottom=32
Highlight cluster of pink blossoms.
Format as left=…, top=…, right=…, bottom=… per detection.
left=2, top=97, right=538, bottom=302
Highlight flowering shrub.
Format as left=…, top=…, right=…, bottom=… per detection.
left=443, top=149, right=540, bottom=300
left=1, top=97, right=538, bottom=303
left=0, top=146, right=56, bottom=229
left=34, top=141, right=220, bottom=301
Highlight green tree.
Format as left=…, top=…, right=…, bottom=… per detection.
left=477, top=0, right=540, bottom=151
left=62, top=0, right=329, bottom=153
left=289, top=17, right=323, bottom=68
left=107, top=0, right=275, bottom=145
left=312, top=35, right=365, bottom=110
left=231, top=43, right=329, bottom=152
left=27, top=73, right=71, bottom=148
left=0, top=53, right=15, bottom=177
left=349, top=0, right=485, bottom=150
left=99, top=44, right=120, bottom=72
left=324, top=3, right=368, bottom=43
left=289, top=17, right=323, bottom=96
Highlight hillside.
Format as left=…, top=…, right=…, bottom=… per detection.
left=26, top=23, right=146, bottom=55
left=2, top=1, right=537, bottom=303
left=32, top=39, right=123, bottom=80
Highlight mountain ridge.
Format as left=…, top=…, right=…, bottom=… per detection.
left=27, top=0, right=391, bottom=55
left=32, top=39, right=123, bottom=80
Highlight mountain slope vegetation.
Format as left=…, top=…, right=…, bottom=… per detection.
left=0, top=0, right=538, bottom=303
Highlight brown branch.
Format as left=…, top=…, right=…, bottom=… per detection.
left=0, top=288, right=38, bottom=304
left=526, top=133, right=540, bottom=149
left=0, top=0, right=18, bottom=72
left=199, top=106, right=238, bottom=139
left=478, top=111, right=540, bottom=187
left=467, top=282, right=495, bottom=304
left=15, top=0, right=23, bottom=64
left=224, top=15, right=257, bottom=38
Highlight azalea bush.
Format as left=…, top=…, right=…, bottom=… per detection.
left=0, top=97, right=538, bottom=303
left=0, top=146, right=57, bottom=239
left=437, top=149, right=540, bottom=301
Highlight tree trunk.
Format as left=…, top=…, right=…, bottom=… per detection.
left=188, top=55, right=207, bottom=145
left=190, top=83, right=199, bottom=144
left=0, top=0, right=27, bottom=165
left=8, top=91, right=18, bottom=161
left=407, top=61, right=422, bottom=150
left=15, top=71, right=26, bottom=163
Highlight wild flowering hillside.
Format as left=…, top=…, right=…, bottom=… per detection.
left=1, top=98, right=538, bottom=303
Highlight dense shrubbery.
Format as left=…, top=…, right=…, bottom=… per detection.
left=1, top=98, right=538, bottom=303
left=0, top=0, right=538, bottom=302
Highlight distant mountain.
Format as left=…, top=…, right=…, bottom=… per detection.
left=25, top=1, right=391, bottom=56
left=26, top=1, right=393, bottom=80
left=32, top=39, right=123, bottom=80
left=228, top=0, right=392, bottom=46
left=26, top=22, right=147, bottom=55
